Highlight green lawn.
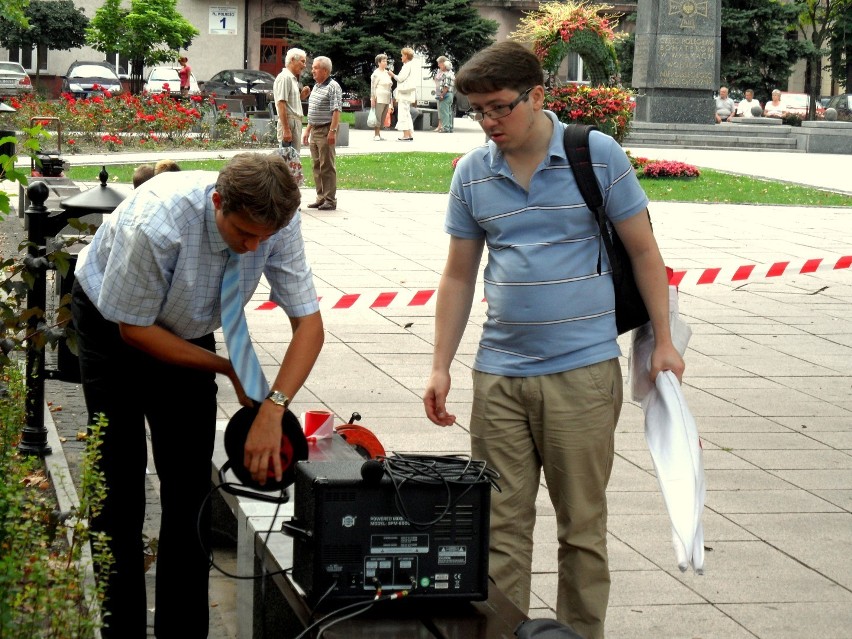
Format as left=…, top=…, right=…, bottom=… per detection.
left=63, top=153, right=852, bottom=207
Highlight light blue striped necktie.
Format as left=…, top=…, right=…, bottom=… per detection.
left=220, top=250, right=269, bottom=403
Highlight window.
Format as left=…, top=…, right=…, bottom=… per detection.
left=104, top=52, right=131, bottom=78
left=9, top=45, right=47, bottom=72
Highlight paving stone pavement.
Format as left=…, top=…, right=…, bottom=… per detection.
left=3, top=116, right=851, bottom=639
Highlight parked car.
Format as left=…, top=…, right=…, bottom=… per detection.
left=200, top=69, right=275, bottom=109
left=0, top=62, right=33, bottom=98
left=61, top=61, right=123, bottom=98
left=777, top=92, right=825, bottom=118
left=341, top=92, right=364, bottom=112
left=143, top=66, right=201, bottom=97
left=825, top=93, right=852, bottom=121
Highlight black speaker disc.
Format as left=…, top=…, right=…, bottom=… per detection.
left=224, top=405, right=308, bottom=492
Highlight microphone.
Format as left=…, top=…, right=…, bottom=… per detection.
left=360, top=459, right=385, bottom=485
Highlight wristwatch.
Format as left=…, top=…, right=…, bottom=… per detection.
left=265, top=390, right=290, bottom=408
left=329, top=127, right=338, bottom=133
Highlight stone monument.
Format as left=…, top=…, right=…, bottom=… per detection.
left=632, top=0, right=721, bottom=124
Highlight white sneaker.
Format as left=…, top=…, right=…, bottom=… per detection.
left=373, top=135, right=384, bottom=141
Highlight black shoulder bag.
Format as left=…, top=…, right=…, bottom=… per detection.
left=563, top=124, right=650, bottom=334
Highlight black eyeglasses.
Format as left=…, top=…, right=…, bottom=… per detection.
left=467, top=87, right=534, bottom=122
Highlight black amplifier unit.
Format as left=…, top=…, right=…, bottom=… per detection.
left=283, top=455, right=498, bottom=607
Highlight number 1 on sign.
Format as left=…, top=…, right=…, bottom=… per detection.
left=220, top=17, right=226, bottom=28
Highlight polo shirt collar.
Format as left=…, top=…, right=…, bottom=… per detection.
left=486, top=110, right=567, bottom=175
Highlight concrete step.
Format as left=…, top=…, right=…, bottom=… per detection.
left=625, top=141, right=807, bottom=152
left=625, top=132, right=797, bottom=149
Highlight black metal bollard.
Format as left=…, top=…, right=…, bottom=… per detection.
left=19, top=180, right=52, bottom=456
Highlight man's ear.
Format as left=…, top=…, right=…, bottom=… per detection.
left=211, top=190, right=222, bottom=210
left=531, top=85, right=546, bottom=109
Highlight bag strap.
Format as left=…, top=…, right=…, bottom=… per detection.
left=563, top=124, right=613, bottom=276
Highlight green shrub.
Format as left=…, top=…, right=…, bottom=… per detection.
left=0, top=366, right=111, bottom=639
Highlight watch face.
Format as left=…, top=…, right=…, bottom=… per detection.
left=267, top=391, right=289, bottom=406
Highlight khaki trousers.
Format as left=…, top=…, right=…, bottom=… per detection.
left=308, top=122, right=336, bottom=206
left=470, top=359, right=622, bottom=639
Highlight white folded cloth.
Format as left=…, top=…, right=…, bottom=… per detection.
left=644, top=370, right=706, bottom=574
left=627, top=285, right=705, bottom=574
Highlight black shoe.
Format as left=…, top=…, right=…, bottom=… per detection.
left=397, top=137, right=413, bottom=141
left=317, top=202, right=336, bottom=210
left=307, top=202, right=322, bottom=209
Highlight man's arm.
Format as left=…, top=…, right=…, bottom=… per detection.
left=277, top=99, right=291, bottom=142
left=612, top=211, right=685, bottom=383
left=119, top=322, right=250, bottom=404
left=423, top=236, right=484, bottom=426
left=243, top=310, right=324, bottom=484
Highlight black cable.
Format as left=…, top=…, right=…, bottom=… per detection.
left=292, top=590, right=410, bottom=639
left=196, top=480, right=292, bottom=580
left=308, top=579, right=339, bottom=618
left=380, top=453, right=500, bottom=529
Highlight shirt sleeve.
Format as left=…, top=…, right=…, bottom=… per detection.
left=263, top=211, right=320, bottom=317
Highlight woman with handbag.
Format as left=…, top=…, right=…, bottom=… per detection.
left=370, top=53, right=394, bottom=141
left=389, top=47, right=416, bottom=141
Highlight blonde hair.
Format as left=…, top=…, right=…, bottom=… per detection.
left=401, top=47, right=414, bottom=61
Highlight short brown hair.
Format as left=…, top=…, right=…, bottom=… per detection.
left=216, top=153, right=301, bottom=230
left=154, top=159, right=181, bottom=174
left=455, top=41, right=543, bottom=96
left=132, top=163, right=154, bottom=188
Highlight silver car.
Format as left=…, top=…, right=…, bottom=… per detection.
left=143, top=66, right=201, bottom=97
left=0, top=62, right=34, bottom=98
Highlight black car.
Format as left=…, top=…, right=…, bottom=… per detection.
left=61, top=61, right=123, bottom=98
left=201, top=69, right=275, bottom=109
left=825, top=94, right=852, bottom=121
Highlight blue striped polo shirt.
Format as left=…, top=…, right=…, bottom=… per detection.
left=446, top=111, right=649, bottom=377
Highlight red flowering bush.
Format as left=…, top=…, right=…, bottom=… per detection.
left=5, top=91, right=258, bottom=153
left=544, top=84, right=635, bottom=143
left=625, top=150, right=650, bottom=170
left=639, top=160, right=700, bottom=179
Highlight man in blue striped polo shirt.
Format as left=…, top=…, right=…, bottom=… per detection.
left=423, top=42, right=685, bottom=639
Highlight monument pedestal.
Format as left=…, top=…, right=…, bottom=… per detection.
left=635, top=88, right=714, bottom=125
left=632, top=0, right=721, bottom=125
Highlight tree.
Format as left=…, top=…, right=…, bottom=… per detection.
left=795, top=0, right=851, bottom=118
left=0, top=0, right=89, bottom=85
left=0, top=0, right=29, bottom=31
left=86, top=0, right=199, bottom=94
left=720, top=0, right=808, bottom=104
left=291, top=0, right=498, bottom=96
left=828, top=2, right=851, bottom=89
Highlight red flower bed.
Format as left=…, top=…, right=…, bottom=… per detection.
left=640, top=160, right=700, bottom=179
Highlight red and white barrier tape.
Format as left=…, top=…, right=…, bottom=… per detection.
left=669, top=255, right=851, bottom=288
left=251, top=255, right=851, bottom=311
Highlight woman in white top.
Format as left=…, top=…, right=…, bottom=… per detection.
left=370, top=53, right=394, bottom=141
left=389, top=47, right=416, bottom=141
left=764, top=89, right=784, bottom=118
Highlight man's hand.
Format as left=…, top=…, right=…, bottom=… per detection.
left=423, top=370, right=456, bottom=426
left=244, top=402, right=285, bottom=485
